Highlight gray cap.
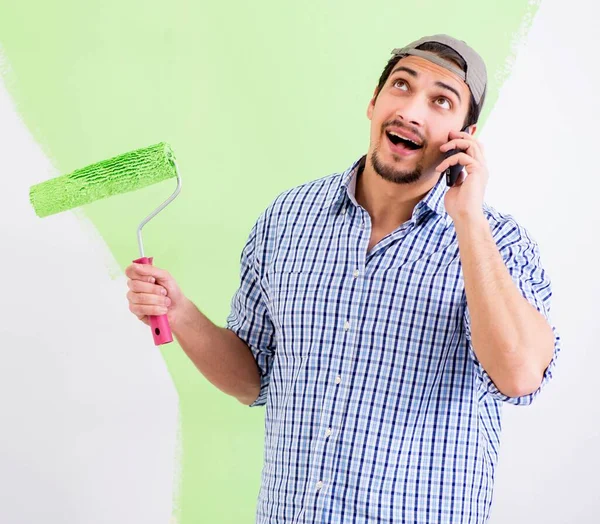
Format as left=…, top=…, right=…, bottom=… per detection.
left=392, top=34, right=487, bottom=112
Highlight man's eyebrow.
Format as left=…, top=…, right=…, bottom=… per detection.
left=435, top=81, right=462, bottom=103
left=390, top=66, right=418, bottom=77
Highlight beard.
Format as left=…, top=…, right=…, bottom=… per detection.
left=370, top=146, right=425, bottom=185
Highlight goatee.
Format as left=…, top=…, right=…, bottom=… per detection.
left=371, top=147, right=424, bottom=185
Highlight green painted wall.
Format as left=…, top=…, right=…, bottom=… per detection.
left=0, top=0, right=539, bottom=521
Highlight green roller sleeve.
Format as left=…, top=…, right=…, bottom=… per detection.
left=29, top=142, right=177, bottom=217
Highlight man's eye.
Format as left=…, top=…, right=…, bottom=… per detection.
left=435, top=97, right=451, bottom=109
left=393, top=79, right=408, bottom=90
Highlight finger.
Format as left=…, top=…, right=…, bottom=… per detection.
left=125, top=264, right=156, bottom=284
left=129, top=301, right=169, bottom=317
left=126, top=263, right=170, bottom=281
left=448, top=130, right=476, bottom=141
left=127, top=279, right=168, bottom=296
left=131, top=264, right=182, bottom=299
left=440, top=138, right=474, bottom=152
left=127, top=290, right=171, bottom=308
left=440, top=138, right=482, bottom=160
left=435, top=152, right=477, bottom=174
left=447, top=131, right=483, bottom=149
left=131, top=263, right=171, bottom=282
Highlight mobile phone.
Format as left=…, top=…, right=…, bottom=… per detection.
left=444, top=125, right=470, bottom=187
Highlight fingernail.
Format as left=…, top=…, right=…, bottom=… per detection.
left=165, top=298, right=171, bottom=306
left=149, top=277, right=156, bottom=284
left=161, top=288, right=167, bottom=295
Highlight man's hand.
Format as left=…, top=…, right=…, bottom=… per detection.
left=125, top=263, right=189, bottom=328
left=435, top=130, right=489, bottom=222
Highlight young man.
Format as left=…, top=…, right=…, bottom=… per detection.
left=126, top=34, right=560, bottom=523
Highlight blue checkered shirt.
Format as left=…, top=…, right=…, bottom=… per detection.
left=226, top=155, right=561, bottom=523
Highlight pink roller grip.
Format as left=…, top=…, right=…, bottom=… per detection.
left=133, top=256, right=173, bottom=345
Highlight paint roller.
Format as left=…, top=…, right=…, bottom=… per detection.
left=29, top=142, right=182, bottom=346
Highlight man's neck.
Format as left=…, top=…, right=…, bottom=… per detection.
left=355, top=156, right=439, bottom=232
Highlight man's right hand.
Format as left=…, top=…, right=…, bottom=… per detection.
left=125, top=263, right=187, bottom=327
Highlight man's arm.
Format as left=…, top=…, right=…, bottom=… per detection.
left=125, top=260, right=262, bottom=405
left=437, top=129, right=556, bottom=400
left=172, top=298, right=261, bottom=405
left=454, top=213, right=555, bottom=398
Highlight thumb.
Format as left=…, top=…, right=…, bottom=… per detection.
left=131, top=263, right=181, bottom=297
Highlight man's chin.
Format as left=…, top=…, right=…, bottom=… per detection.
left=371, top=149, right=423, bottom=185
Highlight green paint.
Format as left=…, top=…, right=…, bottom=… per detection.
left=29, top=142, right=176, bottom=217
left=0, top=0, right=540, bottom=521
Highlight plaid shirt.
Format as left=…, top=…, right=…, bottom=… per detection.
left=226, top=155, right=561, bottom=523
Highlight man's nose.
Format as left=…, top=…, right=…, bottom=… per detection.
left=395, top=96, right=427, bottom=127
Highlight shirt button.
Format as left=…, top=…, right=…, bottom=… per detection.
left=353, top=269, right=359, bottom=278
left=344, top=320, right=350, bottom=331
left=325, top=428, right=332, bottom=438
left=335, top=375, right=342, bottom=384
left=341, top=207, right=347, bottom=215
left=316, top=481, right=323, bottom=491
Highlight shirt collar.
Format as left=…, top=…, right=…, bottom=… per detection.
left=322, top=154, right=450, bottom=224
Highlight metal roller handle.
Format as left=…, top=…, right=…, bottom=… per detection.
left=136, top=158, right=182, bottom=258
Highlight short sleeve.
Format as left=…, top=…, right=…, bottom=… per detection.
left=226, top=216, right=276, bottom=407
left=464, top=225, right=562, bottom=406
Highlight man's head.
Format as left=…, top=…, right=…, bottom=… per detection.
left=366, top=34, right=487, bottom=185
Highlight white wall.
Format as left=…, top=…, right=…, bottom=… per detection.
left=0, top=59, right=180, bottom=523
left=483, top=0, right=600, bottom=521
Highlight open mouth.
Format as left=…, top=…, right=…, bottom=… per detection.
left=385, top=131, right=423, bottom=151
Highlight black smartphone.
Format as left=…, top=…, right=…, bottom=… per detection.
left=444, top=125, right=470, bottom=187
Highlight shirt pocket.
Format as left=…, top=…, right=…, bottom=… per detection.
left=265, top=269, right=328, bottom=361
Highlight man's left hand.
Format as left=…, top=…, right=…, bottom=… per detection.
left=435, top=130, right=489, bottom=222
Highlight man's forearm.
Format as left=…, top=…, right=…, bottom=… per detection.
left=454, top=212, right=554, bottom=397
left=170, top=298, right=261, bottom=405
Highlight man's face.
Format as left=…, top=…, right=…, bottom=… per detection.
left=366, top=55, right=474, bottom=185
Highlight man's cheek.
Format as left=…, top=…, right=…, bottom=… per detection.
left=423, top=144, right=443, bottom=166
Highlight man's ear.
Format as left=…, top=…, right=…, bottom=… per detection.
left=367, top=87, right=379, bottom=120
left=465, top=124, right=477, bottom=136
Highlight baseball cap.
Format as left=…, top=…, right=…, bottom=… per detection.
left=391, top=34, right=487, bottom=112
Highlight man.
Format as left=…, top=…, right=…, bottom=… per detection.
left=126, top=34, right=561, bottom=523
